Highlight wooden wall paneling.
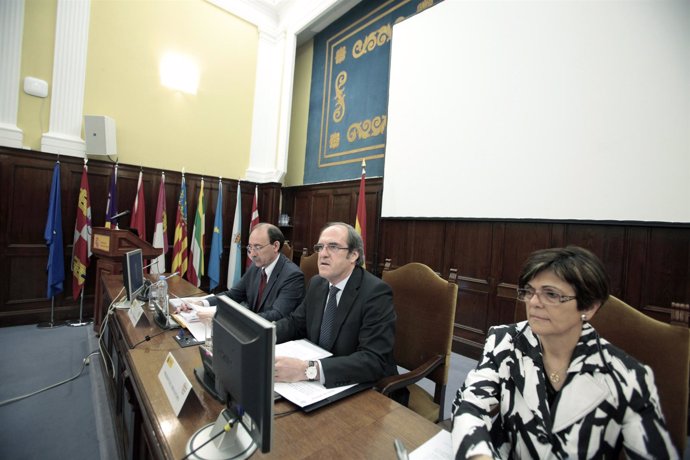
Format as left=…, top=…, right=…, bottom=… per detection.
left=406, top=220, right=446, bottom=272
left=621, top=227, right=649, bottom=306
left=292, top=193, right=312, bottom=256
left=310, top=193, right=331, bottom=244
left=447, top=221, right=495, bottom=358
left=645, top=227, right=690, bottom=308
left=331, top=189, right=354, bottom=223
left=563, top=223, right=627, bottom=298
left=378, top=220, right=410, bottom=271
left=0, top=147, right=285, bottom=326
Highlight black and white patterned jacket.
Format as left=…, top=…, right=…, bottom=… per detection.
left=451, top=321, right=678, bottom=459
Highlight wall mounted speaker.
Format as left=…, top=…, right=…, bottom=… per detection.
left=84, top=115, right=117, bottom=156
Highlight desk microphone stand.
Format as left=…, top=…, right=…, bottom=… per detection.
left=37, top=296, right=66, bottom=329
left=68, top=285, right=93, bottom=327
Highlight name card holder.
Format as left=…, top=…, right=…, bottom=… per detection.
left=158, top=352, right=194, bottom=416
left=127, top=302, right=144, bottom=326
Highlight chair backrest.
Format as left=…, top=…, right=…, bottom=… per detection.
left=281, top=240, right=294, bottom=262
left=382, top=262, right=458, bottom=389
left=515, top=295, right=689, bottom=453
left=591, top=296, right=689, bottom=453
left=299, top=250, right=319, bottom=288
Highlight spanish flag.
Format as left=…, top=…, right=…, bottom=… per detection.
left=355, top=160, right=367, bottom=268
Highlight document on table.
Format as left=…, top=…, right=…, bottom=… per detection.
left=274, top=339, right=357, bottom=408
left=410, top=429, right=452, bottom=460
left=168, top=297, right=212, bottom=342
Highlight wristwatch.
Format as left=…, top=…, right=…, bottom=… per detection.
left=305, top=360, right=318, bottom=381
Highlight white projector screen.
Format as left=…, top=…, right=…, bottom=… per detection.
left=382, top=0, right=690, bottom=222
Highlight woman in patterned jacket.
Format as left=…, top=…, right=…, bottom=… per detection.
left=451, top=246, right=677, bottom=459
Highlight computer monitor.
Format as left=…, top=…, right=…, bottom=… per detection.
left=118, top=249, right=144, bottom=308
left=186, top=295, right=275, bottom=459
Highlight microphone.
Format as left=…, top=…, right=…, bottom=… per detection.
left=164, top=272, right=180, bottom=280
left=109, top=209, right=130, bottom=221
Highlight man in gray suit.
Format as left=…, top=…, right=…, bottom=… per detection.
left=183, top=223, right=304, bottom=322
left=274, top=222, right=398, bottom=389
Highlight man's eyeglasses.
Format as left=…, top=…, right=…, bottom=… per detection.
left=313, top=243, right=349, bottom=253
left=246, top=243, right=270, bottom=253
left=516, top=287, right=576, bottom=306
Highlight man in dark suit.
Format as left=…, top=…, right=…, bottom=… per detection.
left=274, top=222, right=398, bottom=388
left=183, top=223, right=304, bottom=322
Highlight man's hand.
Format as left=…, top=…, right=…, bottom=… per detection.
left=274, top=356, right=310, bottom=383
left=175, top=299, right=204, bottom=313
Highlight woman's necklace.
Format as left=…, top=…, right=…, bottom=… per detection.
left=547, top=366, right=568, bottom=384
left=539, top=341, right=569, bottom=384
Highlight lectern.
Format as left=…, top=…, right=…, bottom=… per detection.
left=92, top=227, right=162, bottom=331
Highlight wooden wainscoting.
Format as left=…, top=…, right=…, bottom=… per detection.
left=284, top=180, right=690, bottom=360
left=0, top=146, right=279, bottom=326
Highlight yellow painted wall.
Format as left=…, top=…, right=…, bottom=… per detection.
left=285, top=39, right=313, bottom=186
left=17, top=0, right=259, bottom=180
left=18, top=0, right=57, bottom=150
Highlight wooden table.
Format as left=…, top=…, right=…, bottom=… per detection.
left=100, top=274, right=443, bottom=459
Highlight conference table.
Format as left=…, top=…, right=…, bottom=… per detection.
left=99, top=274, right=443, bottom=459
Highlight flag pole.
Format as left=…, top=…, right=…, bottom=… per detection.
left=38, top=159, right=66, bottom=329
left=68, top=284, right=93, bottom=327
left=37, top=296, right=65, bottom=328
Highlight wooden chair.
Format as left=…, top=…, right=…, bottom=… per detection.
left=281, top=240, right=294, bottom=262
left=516, top=296, right=689, bottom=453
left=299, top=249, right=319, bottom=289
left=375, top=262, right=458, bottom=423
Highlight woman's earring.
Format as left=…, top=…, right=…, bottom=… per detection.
left=581, top=313, right=587, bottom=323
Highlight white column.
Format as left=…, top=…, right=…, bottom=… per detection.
left=244, top=29, right=290, bottom=183
left=0, top=0, right=25, bottom=148
left=41, top=0, right=90, bottom=157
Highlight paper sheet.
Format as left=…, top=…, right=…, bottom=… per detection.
left=410, top=429, right=452, bottom=460
left=274, top=339, right=357, bottom=407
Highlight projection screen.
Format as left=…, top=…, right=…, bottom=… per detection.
left=381, top=0, right=690, bottom=222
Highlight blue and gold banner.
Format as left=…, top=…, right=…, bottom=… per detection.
left=304, top=0, right=440, bottom=184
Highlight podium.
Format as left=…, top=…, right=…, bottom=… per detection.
left=92, top=227, right=162, bottom=331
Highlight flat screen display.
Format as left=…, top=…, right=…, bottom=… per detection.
left=122, top=249, right=144, bottom=302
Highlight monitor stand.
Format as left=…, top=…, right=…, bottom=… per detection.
left=185, top=409, right=257, bottom=460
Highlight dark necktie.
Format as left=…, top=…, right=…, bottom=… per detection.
left=318, top=285, right=340, bottom=348
left=255, top=269, right=267, bottom=311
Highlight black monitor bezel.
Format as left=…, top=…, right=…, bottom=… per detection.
left=213, top=295, right=275, bottom=453
left=122, top=249, right=144, bottom=302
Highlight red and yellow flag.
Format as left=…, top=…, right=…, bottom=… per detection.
left=72, top=162, right=92, bottom=299
left=171, top=174, right=188, bottom=277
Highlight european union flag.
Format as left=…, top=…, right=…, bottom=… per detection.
left=207, top=179, right=223, bottom=291
left=45, top=162, right=64, bottom=298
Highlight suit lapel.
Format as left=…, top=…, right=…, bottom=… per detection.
left=244, top=265, right=257, bottom=307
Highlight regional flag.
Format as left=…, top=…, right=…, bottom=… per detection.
left=45, top=162, right=64, bottom=298
left=104, top=163, right=118, bottom=229
left=188, top=179, right=205, bottom=287
left=208, top=178, right=223, bottom=291
left=227, top=183, right=242, bottom=289
left=355, top=160, right=367, bottom=268
left=246, top=185, right=260, bottom=268
left=171, top=174, right=188, bottom=277
left=151, top=172, right=168, bottom=275
left=71, top=162, right=92, bottom=299
left=130, top=170, right=147, bottom=241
